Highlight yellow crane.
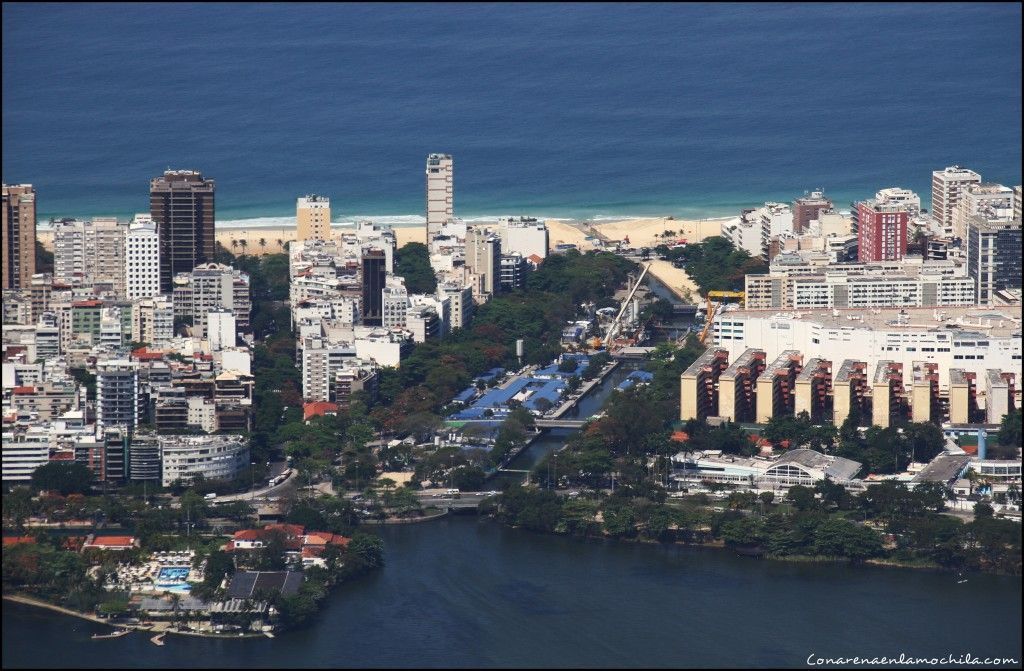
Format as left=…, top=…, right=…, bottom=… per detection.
left=706, top=290, right=745, bottom=307
left=698, top=299, right=719, bottom=344
left=697, top=291, right=744, bottom=344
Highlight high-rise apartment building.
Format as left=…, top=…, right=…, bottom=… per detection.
left=52, top=217, right=127, bottom=295
left=297, top=194, right=331, bottom=242
left=967, top=215, right=1022, bottom=305
left=150, top=170, right=215, bottom=292
left=95, top=359, right=140, bottom=433
left=1014, top=185, right=1022, bottom=222
left=931, top=165, right=981, bottom=237
left=438, top=282, right=474, bottom=332
left=171, top=263, right=251, bottom=336
left=2, top=184, right=36, bottom=289
left=124, top=214, right=161, bottom=300
left=466, top=227, right=501, bottom=297
left=874, top=187, right=921, bottom=219
left=856, top=198, right=908, bottom=262
left=953, top=183, right=1014, bottom=241
left=426, top=154, right=453, bottom=242
left=792, top=190, right=832, bottom=235
left=361, top=249, right=387, bottom=326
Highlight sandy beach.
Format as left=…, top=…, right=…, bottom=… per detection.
left=36, top=215, right=728, bottom=261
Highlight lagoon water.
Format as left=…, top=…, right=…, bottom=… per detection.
left=2, top=4, right=1021, bottom=222
left=3, top=517, right=1021, bottom=669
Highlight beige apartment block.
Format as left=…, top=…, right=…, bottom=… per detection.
left=871, top=361, right=905, bottom=428
left=794, top=358, right=832, bottom=422
left=910, top=361, right=939, bottom=423
left=679, top=348, right=729, bottom=421
left=755, top=350, right=802, bottom=423
left=948, top=369, right=977, bottom=425
left=832, top=360, right=868, bottom=427
left=297, top=194, right=331, bottom=242
left=718, top=348, right=766, bottom=422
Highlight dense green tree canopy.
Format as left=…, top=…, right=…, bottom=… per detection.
left=31, top=462, right=93, bottom=496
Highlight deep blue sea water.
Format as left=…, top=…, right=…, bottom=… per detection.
left=2, top=3, right=1021, bottom=223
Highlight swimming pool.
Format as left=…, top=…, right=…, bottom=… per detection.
left=157, top=567, right=189, bottom=582
left=160, top=583, right=192, bottom=594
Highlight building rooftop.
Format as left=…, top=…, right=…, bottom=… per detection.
left=681, top=348, right=728, bottom=378
left=912, top=453, right=973, bottom=484
left=873, top=360, right=900, bottom=385
left=986, top=369, right=1012, bottom=387
left=757, top=350, right=801, bottom=381
left=772, top=449, right=862, bottom=481
left=912, top=361, right=938, bottom=384
left=718, top=305, right=1022, bottom=338
left=949, top=368, right=975, bottom=385
left=796, top=358, right=830, bottom=381
left=722, top=348, right=765, bottom=378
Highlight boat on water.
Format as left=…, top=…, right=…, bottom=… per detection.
left=91, top=629, right=131, bottom=640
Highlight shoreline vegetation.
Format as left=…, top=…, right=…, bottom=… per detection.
left=2, top=594, right=266, bottom=639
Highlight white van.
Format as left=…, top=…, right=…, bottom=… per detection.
left=445, top=488, right=460, bottom=495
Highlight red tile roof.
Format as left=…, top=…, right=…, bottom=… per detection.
left=72, top=300, right=103, bottom=307
left=85, top=535, right=137, bottom=548
left=670, top=431, right=689, bottom=443
left=304, top=531, right=351, bottom=547
left=264, top=523, right=305, bottom=537
left=2, top=536, right=35, bottom=547
left=232, top=529, right=262, bottom=541
left=12, top=386, right=35, bottom=395
left=303, top=401, right=339, bottom=421
left=528, top=254, right=544, bottom=264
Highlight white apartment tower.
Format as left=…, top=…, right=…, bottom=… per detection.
left=95, top=359, right=140, bottom=433
left=125, top=214, right=161, bottom=300
left=426, top=154, right=454, bottom=242
left=297, top=195, right=331, bottom=242
left=53, top=217, right=127, bottom=295
left=931, top=166, right=981, bottom=237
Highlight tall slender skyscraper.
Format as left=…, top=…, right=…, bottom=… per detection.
left=425, top=153, right=453, bottom=242
left=2, top=183, right=37, bottom=290
left=150, top=170, right=215, bottom=292
left=361, top=249, right=387, bottom=326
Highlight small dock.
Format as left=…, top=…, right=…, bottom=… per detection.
left=91, top=629, right=131, bottom=640
left=150, top=632, right=166, bottom=646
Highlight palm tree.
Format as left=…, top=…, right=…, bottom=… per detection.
left=238, top=239, right=248, bottom=256
left=277, top=239, right=285, bottom=253
left=170, top=592, right=182, bottom=630
left=258, top=238, right=267, bottom=254
left=230, top=239, right=239, bottom=250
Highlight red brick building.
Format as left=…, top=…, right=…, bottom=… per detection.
left=857, top=200, right=908, bottom=262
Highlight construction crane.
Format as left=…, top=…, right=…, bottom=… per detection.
left=600, top=263, right=651, bottom=349
left=706, top=290, right=746, bottom=307
left=697, top=299, right=719, bottom=344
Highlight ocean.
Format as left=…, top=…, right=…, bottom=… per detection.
left=2, top=3, right=1021, bottom=224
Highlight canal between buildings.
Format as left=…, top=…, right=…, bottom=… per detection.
left=492, top=362, right=638, bottom=488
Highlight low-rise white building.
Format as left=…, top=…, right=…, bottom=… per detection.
left=159, top=434, right=250, bottom=487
